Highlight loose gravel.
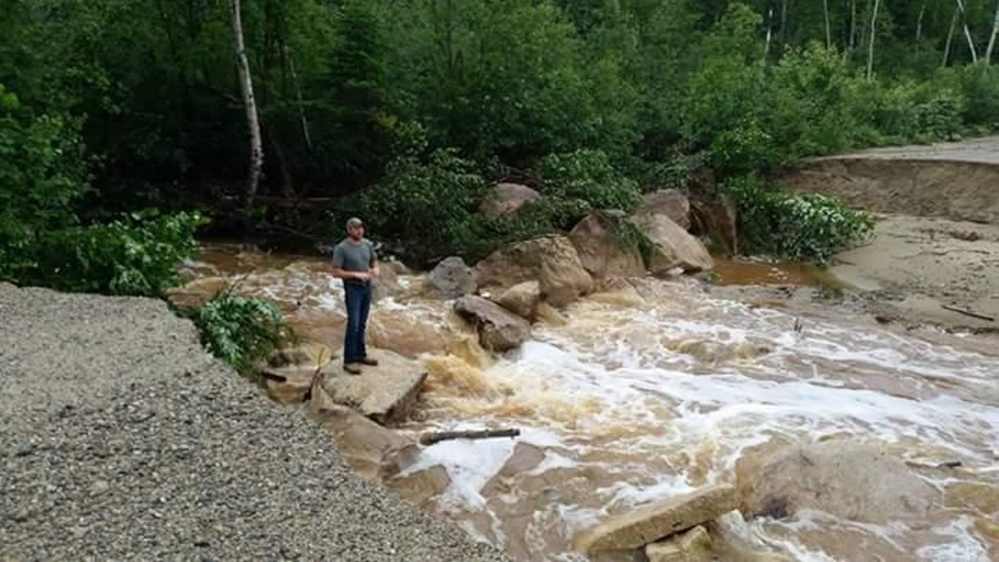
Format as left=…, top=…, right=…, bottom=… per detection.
left=0, top=283, right=506, bottom=561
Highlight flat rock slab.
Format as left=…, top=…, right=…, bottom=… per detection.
left=645, top=525, right=712, bottom=562
left=318, top=349, right=426, bottom=425
left=576, top=484, right=737, bottom=553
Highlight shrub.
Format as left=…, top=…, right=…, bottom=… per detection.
left=955, top=65, right=999, bottom=129
left=21, top=210, right=206, bottom=296
left=709, top=117, right=779, bottom=174
left=721, top=175, right=874, bottom=263
left=353, top=148, right=487, bottom=261
left=914, top=90, right=963, bottom=139
left=640, top=152, right=709, bottom=192
left=193, top=288, right=287, bottom=376
left=538, top=149, right=641, bottom=212
left=765, top=44, right=856, bottom=157
left=0, top=89, right=90, bottom=281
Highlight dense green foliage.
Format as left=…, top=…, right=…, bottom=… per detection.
left=193, top=289, right=287, bottom=375
left=722, top=176, right=875, bottom=262
left=4, top=0, right=999, bottom=268
left=25, top=211, right=206, bottom=295
left=0, top=82, right=205, bottom=294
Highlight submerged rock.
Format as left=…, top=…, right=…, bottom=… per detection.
left=454, top=295, right=531, bottom=352
left=372, top=262, right=402, bottom=302
left=739, top=441, right=942, bottom=524
left=575, top=484, right=737, bottom=553
left=645, top=525, right=712, bottom=562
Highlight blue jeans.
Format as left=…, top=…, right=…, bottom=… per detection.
left=343, top=282, right=371, bottom=363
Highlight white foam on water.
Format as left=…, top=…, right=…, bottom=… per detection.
left=402, top=426, right=562, bottom=511
left=184, top=251, right=999, bottom=560
left=915, top=516, right=991, bottom=562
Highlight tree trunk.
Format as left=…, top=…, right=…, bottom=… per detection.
left=823, top=0, right=832, bottom=48
left=765, top=7, right=775, bottom=60
left=986, top=0, right=999, bottom=64
left=285, top=45, right=313, bottom=150
left=849, top=0, right=857, bottom=53
left=227, top=0, right=263, bottom=209
left=266, top=127, right=295, bottom=198
left=779, top=0, right=790, bottom=51
left=916, top=0, right=926, bottom=42
left=867, top=0, right=880, bottom=80
left=957, top=0, right=979, bottom=63
left=944, top=6, right=959, bottom=65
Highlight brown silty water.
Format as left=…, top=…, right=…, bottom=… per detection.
left=175, top=245, right=999, bottom=561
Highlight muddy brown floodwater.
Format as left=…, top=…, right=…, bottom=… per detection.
left=172, top=244, right=999, bottom=562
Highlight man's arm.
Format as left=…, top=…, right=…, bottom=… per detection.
left=368, top=241, right=379, bottom=278
left=331, top=245, right=369, bottom=280
left=331, top=267, right=369, bottom=281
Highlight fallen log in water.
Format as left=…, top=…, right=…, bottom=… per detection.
left=420, top=428, right=520, bottom=446
left=941, top=304, right=995, bottom=322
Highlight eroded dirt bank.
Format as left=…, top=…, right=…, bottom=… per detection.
left=780, top=136, right=999, bottom=224
left=778, top=136, right=999, bottom=334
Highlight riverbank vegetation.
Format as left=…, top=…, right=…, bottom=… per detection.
left=3, top=0, right=999, bottom=285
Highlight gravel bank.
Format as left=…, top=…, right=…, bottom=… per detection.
left=0, top=283, right=506, bottom=561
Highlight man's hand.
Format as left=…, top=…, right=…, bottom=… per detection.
left=352, top=271, right=371, bottom=281
left=370, top=265, right=380, bottom=279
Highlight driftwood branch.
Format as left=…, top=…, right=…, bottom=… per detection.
left=941, top=304, right=995, bottom=322
left=420, top=428, right=520, bottom=446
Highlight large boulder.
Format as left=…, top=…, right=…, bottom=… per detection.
left=315, top=348, right=427, bottom=425
left=640, top=189, right=691, bottom=231
left=494, top=281, right=541, bottom=320
left=307, top=402, right=413, bottom=480
left=631, top=212, right=714, bottom=274
left=476, top=235, right=594, bottom=307
left=569, top=211, right=646, bottom=280
left=691, top=196, right=739, bottom=255
left=478, top=182, right=542, bottom=216
left=575, top=484, right=738, bottom=553
left=738, top=441, right=942, bottom=524
left=426, top=256, right=477, bottom=299
left=454, top=295, right=531, bottom=352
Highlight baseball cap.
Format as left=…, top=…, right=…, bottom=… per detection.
left=346, top=217, right=364, bottom=228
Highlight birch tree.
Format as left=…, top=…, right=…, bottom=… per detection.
left=823, top=0, right=831, bottom=48
left=867, top=0, right=881, bottom=80
left=227, top=0, right=264, bottom=208
left=986, top=0, right=999, bottom=64
left=944, top=5, right=959, bottom=65
left=957, top=0, right=979, bottom=63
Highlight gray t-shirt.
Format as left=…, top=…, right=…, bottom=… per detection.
left=332, top=238, right=376, bottom=285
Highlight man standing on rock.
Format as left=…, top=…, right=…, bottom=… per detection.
left=331, top=217, right=379, bottom=374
